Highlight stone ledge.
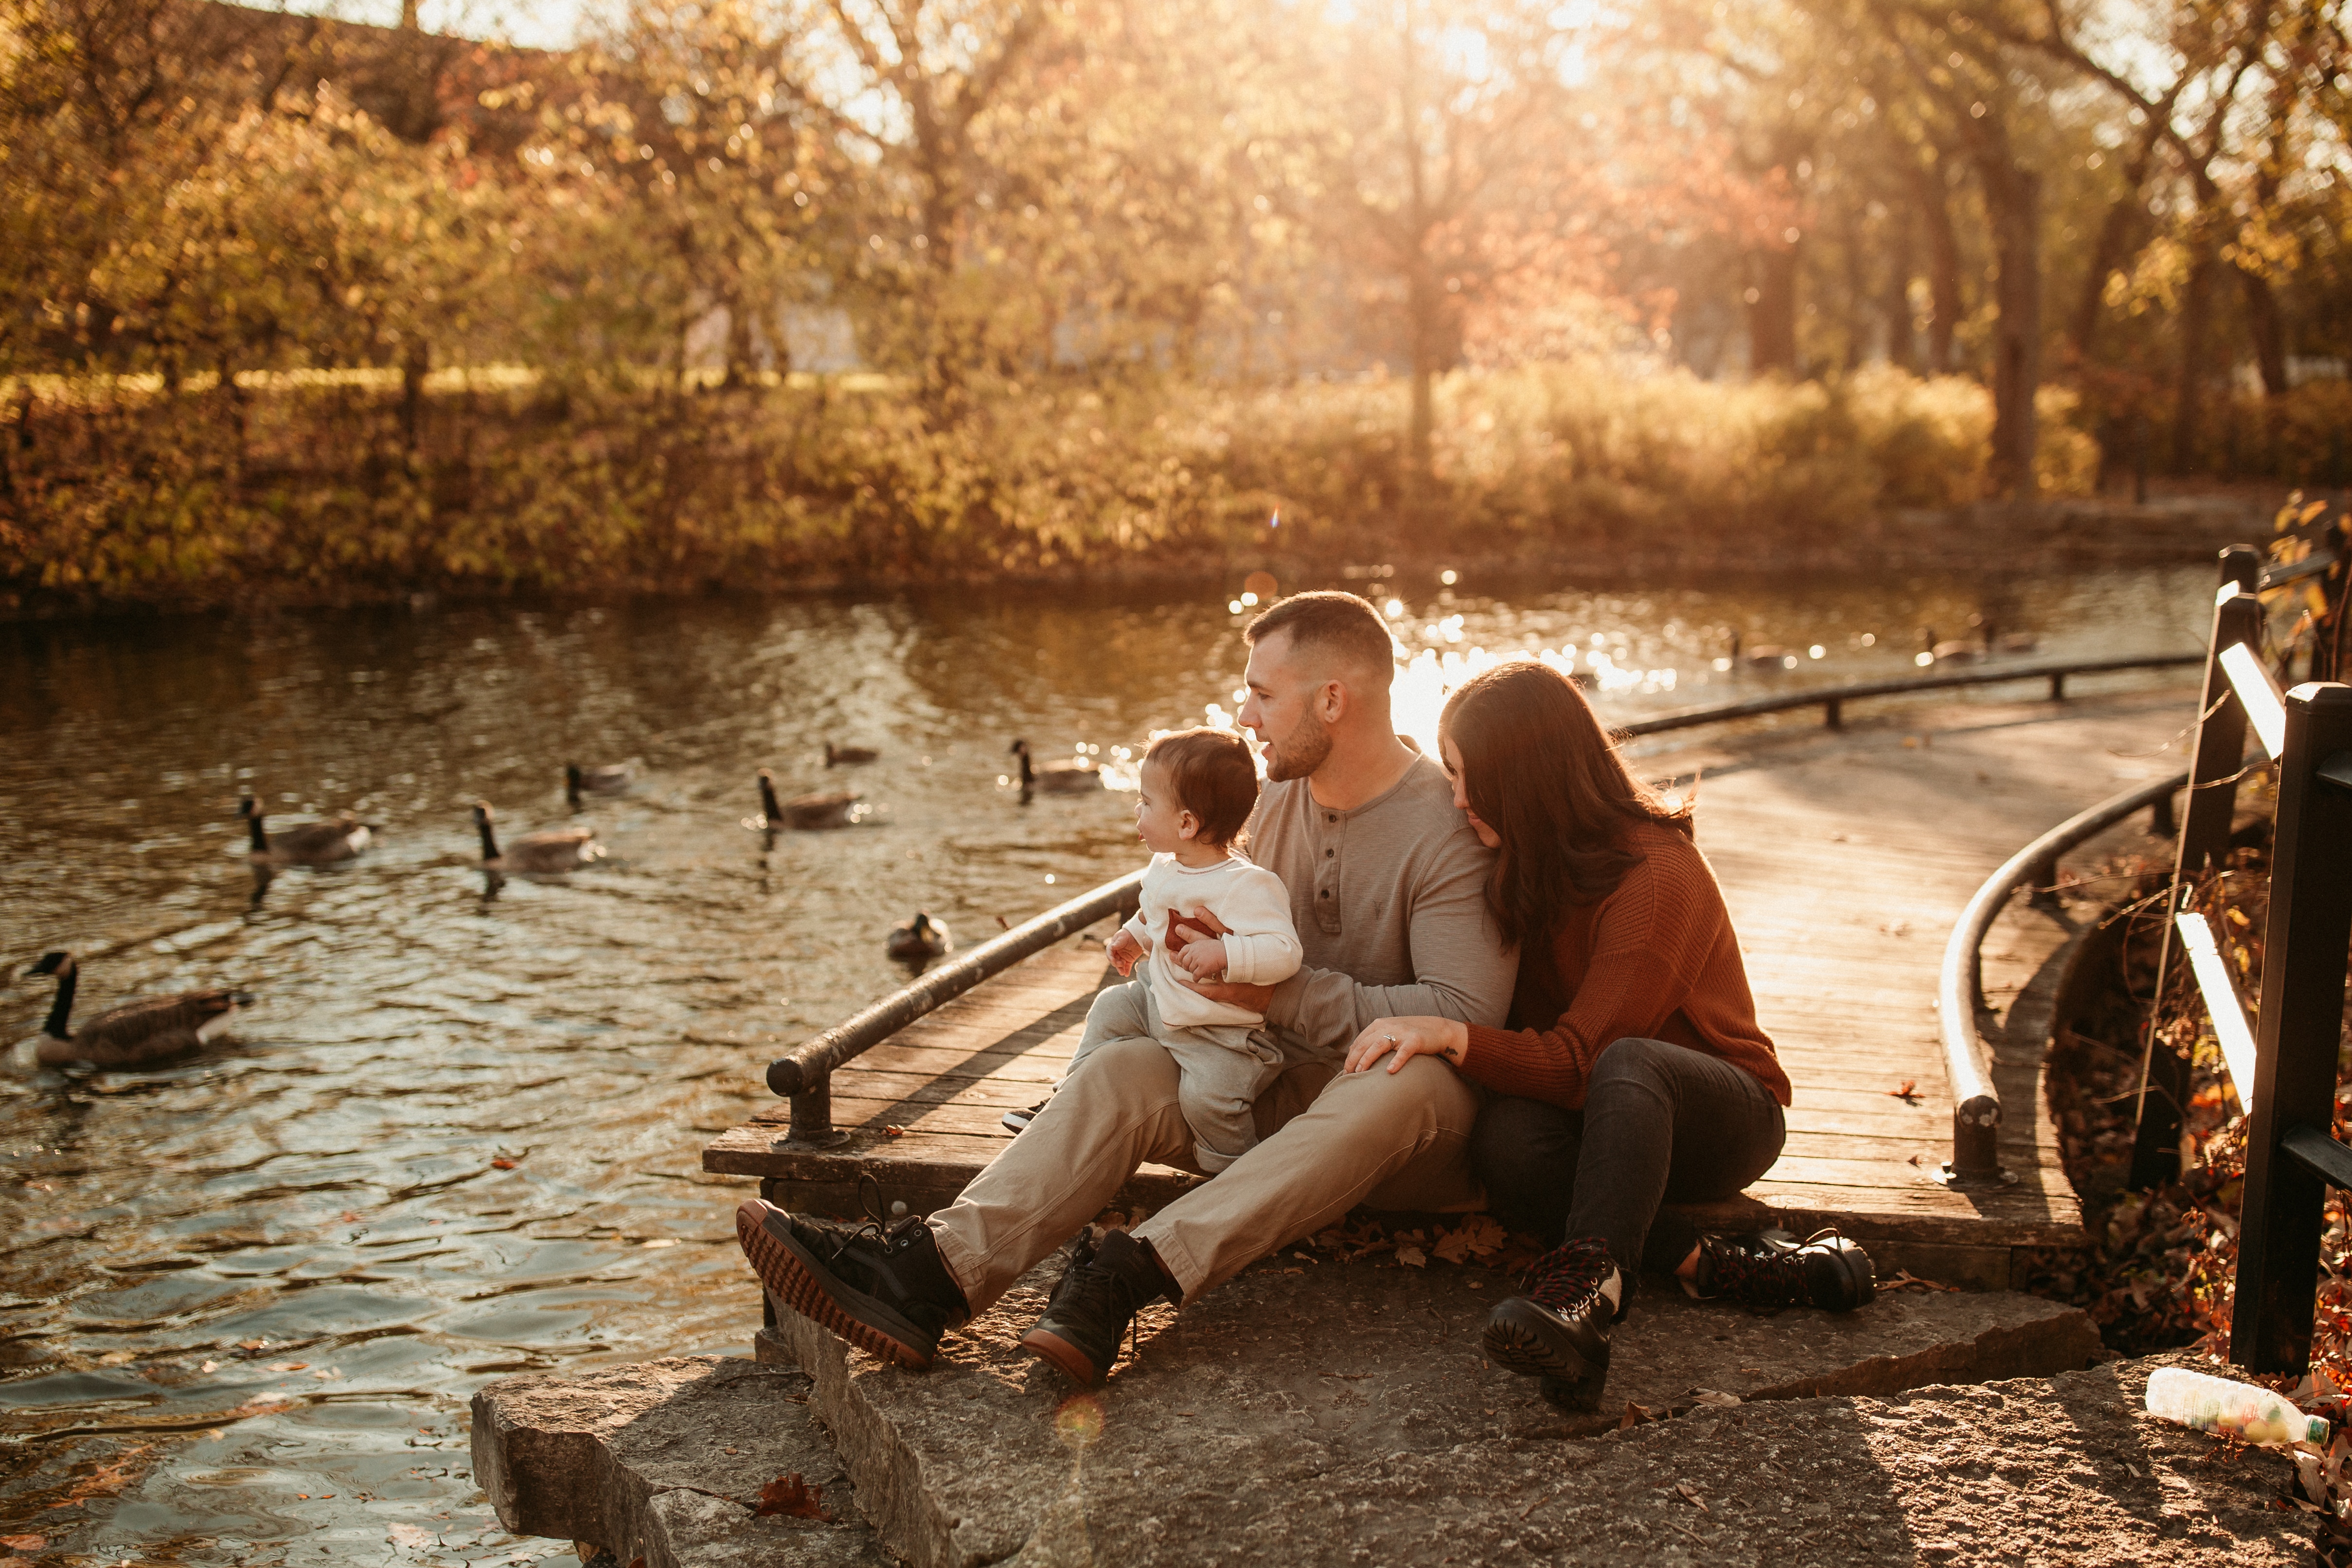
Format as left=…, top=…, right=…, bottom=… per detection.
left=470, top=1355, right=888, bottom=1568
left=757, top=1247, right=2105, bottom=1568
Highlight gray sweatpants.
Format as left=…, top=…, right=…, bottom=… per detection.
left=1064, top=979, right=1283, bottom=1173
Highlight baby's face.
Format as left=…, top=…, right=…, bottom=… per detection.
left=1133, top=759, right=1193, bottom=855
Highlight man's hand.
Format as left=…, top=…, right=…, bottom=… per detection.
left=1173, top=936, right=1228, bottom=980
left=1343, top=1016, right=1468, bottom=1075
left=1164, top=909, right=1277, bottom=1010
left=1106, top=930, right=1144, bottom=977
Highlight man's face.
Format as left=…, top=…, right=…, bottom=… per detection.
left=1237, top=629, right=1336, bottom=783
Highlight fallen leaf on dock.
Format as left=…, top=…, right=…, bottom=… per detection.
left=1883, top=1270, right=1960, bottom=1293
left=490, top=1158, right=518, bottom=1170
left=1889, top=1080, right=1921, bottom=1104
left=754, top=1473, right=833, bottom=1521
left=884, top=1125, right=907, bottom=1138
left=1689, top=1390, right=1741, bottom=1408
left=267, top=1362, right=308, bottom=1372
left=1394, top=1245, right=1427, bottom=1267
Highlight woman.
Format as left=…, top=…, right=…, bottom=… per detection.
left=1344, top=658, right=1873, bottom=1411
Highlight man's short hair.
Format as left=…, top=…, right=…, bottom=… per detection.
left=1244, top=590, right=1396, bottom=682
left=1145, top=727, right=1259, bottom=847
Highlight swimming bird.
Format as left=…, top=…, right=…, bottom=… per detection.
left=24, top=951, right=253, bottom=1068
left=757, top=769, right=861, bottom=830
left=565, top=762, right=634, bottom=806
left=1918, top=627, right=1981, bottom=665
left=1729, top=631, right=1795, bottom=669
left=1009, top=739, right=1103, bottom=795
left=886, top=911, right=953, bottom=962
left=824, top=743, right=880, bottom=767
left=240, top=796, right=370, bottom=867
left=473, top=801, right=602, bottom=873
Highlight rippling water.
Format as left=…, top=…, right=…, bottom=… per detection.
left=0, top=561, right=2209, bottom=1561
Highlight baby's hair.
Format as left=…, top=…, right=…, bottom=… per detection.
left=1145, top=727, right=1258, bottom=847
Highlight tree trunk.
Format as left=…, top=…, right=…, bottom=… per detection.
left=2172, top=246, right=2216, bottom=472
left=1882, top=202, right=1917, bottom=371
left=2238, top=273, right=2289, bottom=396
left=1407, top=260, right=1437, bottom=498
left=2068, top=117, right=2168, bottom=366
left=401, top=339, right=429, bottom=452
left=1904, top=152, right=1962, bottom=374
left=1977, top=157, right=2041, bottom=498
left=1746, top=243, right=1800, bottom=376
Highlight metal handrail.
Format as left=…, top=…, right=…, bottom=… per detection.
left=1620, top=651, right=2200, bottom=739
left=765, top=869, right=1145, bottom=1140
left=1934, top=768, right=2190, bottom=1182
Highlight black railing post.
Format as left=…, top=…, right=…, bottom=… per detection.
left=786, top=1075, right=844, bottom=1148
left=2229, top=682, right=2352, bottom=1373
left=2129, top=548, right=2266, bottom=1187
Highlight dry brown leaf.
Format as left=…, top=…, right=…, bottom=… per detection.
left=1675, top=1479, right=1709, bottom=1512
left=490, top=1158, right=518, bottom=1170
left=1394, top=1245, right=1427, bottom=1268
left=883, top=1125, right=907, bottom=1138
left=755, top=1473, right=833, bottom=1521
left=1889, top=1080, right=1921, bottom=1104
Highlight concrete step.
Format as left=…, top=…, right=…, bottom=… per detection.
left=470, top=1355, right=888, bottom=1568
left=754, top=1246, right=2110, bottom=1568
left=469, top=1273, right=2305, bottom=1568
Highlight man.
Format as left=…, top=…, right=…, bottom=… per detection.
left=735, top=590, right=1516, bottom=1386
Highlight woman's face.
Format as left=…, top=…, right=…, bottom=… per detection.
left=1440, top=733, right=1501, bottom=850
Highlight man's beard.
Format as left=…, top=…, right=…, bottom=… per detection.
left=1261, top=711, right=1334, bottom=782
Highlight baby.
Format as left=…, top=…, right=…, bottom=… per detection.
left=1051, top=726, right=1302, bottom=1172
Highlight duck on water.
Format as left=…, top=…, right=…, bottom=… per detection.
left=24, top=951, right=253, bottom=1068
left=1009, top=739, right=1103, bottom=795
left=473, top=801, right=604, bottom=873
left=757, top=769, right=862, bottom=830
left=240, top=796, right=371, bottom=867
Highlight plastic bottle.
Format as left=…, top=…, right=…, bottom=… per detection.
left=2144, top=1366, right=2330, bottom=1447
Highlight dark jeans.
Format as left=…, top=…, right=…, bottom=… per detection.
left=1471, top=1036, right=1786, bottom=1284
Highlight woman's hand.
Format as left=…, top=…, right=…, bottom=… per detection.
left=1344, top=1016, right=1468, bottom=1075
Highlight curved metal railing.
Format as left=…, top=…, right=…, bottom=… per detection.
left=1934, top=769, right=2190, bottom=1183
left=765, top=870, right=1145, bottom=1141
left=1618, top=651, right=2200, bottom=739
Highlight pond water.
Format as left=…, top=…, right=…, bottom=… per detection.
left=0, top=560, right=2213, bottom=1561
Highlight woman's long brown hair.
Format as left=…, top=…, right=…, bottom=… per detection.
left=1440, top=659, right=1692, bottom=950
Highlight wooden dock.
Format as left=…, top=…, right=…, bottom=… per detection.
left=706, top=680, right=2200, bottom=1287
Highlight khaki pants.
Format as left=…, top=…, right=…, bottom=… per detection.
left=928, top=1036, right=1483, bottom=1311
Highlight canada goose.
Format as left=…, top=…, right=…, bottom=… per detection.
left=757, top=769, right=862, bottom=830
left=824, top=743, right=880, bottom=767
left=886, top=911, right=953, bottom=962
left=1009, top=739, right=1103, bottom=795
left=473, top=801, right=602, bottom=873
left=1728, top=632, right=1796, bottom=670
left=24, top=951, right=253, bottom=1068
left=565, top=762, right=634, bottom=806
left=1917, top=627, right=1980, bottom=665
left=240, top=796, right=370, bottom=867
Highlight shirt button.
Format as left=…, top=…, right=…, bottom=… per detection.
left=1325, top=849, right=1335, bottom=857
left=1326, top=814, right=1336, bottom=822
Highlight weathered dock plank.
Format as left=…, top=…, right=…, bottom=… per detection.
left=706, top=682, right=2198, bottom=1283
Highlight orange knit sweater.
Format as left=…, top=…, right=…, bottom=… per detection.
left=1461, top=820, right=1790, bottom=1110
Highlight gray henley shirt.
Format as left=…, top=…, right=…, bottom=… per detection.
left=1242, top=748, right=1518, bottom=1060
